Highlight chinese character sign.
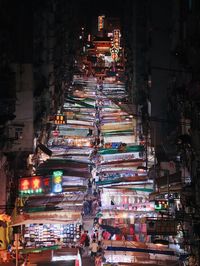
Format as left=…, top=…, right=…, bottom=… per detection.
left=43, top=177, right=51, bottom=193
left=20, top=178, right=30, bottom=191
left=98, top=15, right=105, bottom=31
left=54, top=114, right=66, bottom=125
left=19, top=173, right=63, bottom=196
left=113, top=29, right=120, bottom=49
left=19, top=176, right=43, bottom=196
left=52, top=170, right=63, bottom=193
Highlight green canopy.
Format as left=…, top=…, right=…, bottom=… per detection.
left=99, top=145, right=144, bottom=155
left=102, top=130, right=133, bottom=136
left=66, top=96, right=94, bottom=108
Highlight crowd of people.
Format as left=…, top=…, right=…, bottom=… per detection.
left=79, top=229, right=104, bottom=264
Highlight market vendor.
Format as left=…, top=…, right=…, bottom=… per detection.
left=55, top=238, right=63, bottom=248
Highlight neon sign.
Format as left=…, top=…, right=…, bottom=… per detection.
left=54, top=114, right=66, bottom=125
left=43, top=177, right=51, bottom=194
left=110, top=47, right=119, bottom=62
left=52, top=170, right=63, bottom=193
left=154, top=200, right=168, bottom=211
left=19, top=172, right=63, bottom=196
left=113, top=29, right=120, bottom=49
left=98, top=15, right=105, bottom=31
left=19, top=176, right=43, bottom=196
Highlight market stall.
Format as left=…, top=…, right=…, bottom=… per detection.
left=23, top=222, right=81, bottom=248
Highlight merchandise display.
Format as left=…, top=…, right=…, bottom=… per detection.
left=24, top=223, right=81, bottom=248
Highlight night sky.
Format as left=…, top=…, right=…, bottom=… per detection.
left=77, top=0, right=124, bottom=29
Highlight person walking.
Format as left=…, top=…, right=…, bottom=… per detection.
left=79, top=231, right=87, bottom=246
left=83, top=232, right=90, bottom=256
left=83, top=199, right=89, bottom=215
left=90, top=239, right=99, bottom=259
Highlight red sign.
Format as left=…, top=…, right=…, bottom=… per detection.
left=43, top=177, right=51, bottom=193
left=19, top=176, right=43, bottom=196
left=31, top=177, right=41, bottom=190
left=20, top=178, right=31, bottom=191
left=111, top=53, right=118, bottom=61
left=19, top=174, right=61, bottom=196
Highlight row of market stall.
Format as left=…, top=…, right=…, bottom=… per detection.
left=9, top=26, right=188, bottom=265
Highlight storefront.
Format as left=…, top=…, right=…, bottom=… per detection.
left=97, top=186, right=155, bottom=243
left=12, top=209, right=83, bottom=248
left=23, top=222, right=81, bottom=248
left=48, top=135, right=94, bottom=148
left=101, top=188, right=153, bottom=210
left=15, top=175, right=85, bottom=249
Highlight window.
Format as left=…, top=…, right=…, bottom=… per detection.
left=15, top=127, right=23, bottom=140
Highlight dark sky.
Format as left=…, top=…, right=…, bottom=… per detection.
left=77, top=0, right=123, bottom=29
left=79, top=0, right=122, bottom=16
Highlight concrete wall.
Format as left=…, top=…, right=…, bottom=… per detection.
left=9, top=64, right=34, bottom=152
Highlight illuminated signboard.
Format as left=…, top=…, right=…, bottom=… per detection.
left=19, top=173, right=63, bottom=196
left=52, top=170, right=63, bottom=193
left=43, top=177, right=51, bottom=194
left=111, top=53, right=118, bottom=61
left=113, top=29, right=120, bottom=49
left=154, top=200, right=168, bottom=211
left=54, top=114, right=66, bottom=125
left=98, top=15, right=105, bottom=31
left=19, top=176, right=43, bottom=196
left=110, top=46, right=119, bottom=62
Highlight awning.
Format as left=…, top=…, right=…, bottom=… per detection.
left=149, top=184, right=182, bottom=201
left=99, top=145, right=144, bottom=155
left=11, top=210, right=82, bottom=226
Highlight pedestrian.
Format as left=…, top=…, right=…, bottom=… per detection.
left=92, top=200, right=98, bottom=215
left=91, top=229, right=99, bottom=242
left=90, top=239, right=98, bottom=258
left=93, top=190, right=98, bottom=197
left=87, top=198, right=93, bottom=214
left=83, top=232, right=90, bottom=256
left=79, top=231, right=87, bottom=246
left=83, top=200, right=89, bottom=215
left=88, top=179, right=92, bottom=195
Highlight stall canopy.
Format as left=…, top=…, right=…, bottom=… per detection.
left=11, top=209, right=82, bottom=227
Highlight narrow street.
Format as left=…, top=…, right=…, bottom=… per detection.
left=0, top=5, right=192, bottom=266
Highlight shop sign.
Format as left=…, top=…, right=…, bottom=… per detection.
left=54, top=114, right=66, bottom=124
left=98, top=15, right=105, bottom=31
left=43, top=177, right=52, bottom=194
left=19, top=174, right=60, bottom=196
left=52, top=170, right=63, bottom=193
left=154, top=199, right=168, bottom=211
left=110, top=46, right=119, bottom=62
left=147, top=219, right=177, bottom=235
left=113, top=29, right=120, bottom=49
left=19, top=176, right=43, bottom=196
